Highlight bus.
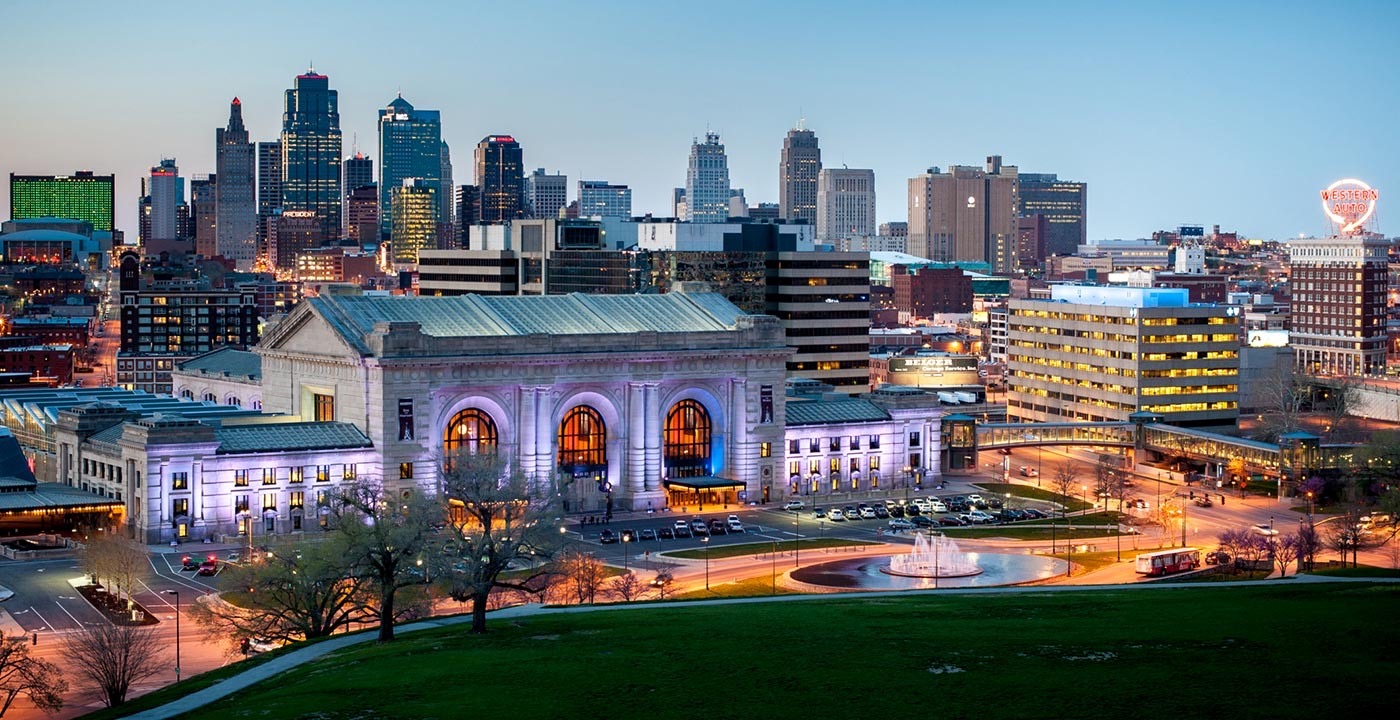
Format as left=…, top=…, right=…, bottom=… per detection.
left=1134, top=548, right=1201, bottom=577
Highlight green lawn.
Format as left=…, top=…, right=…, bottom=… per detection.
left=974, top=482, right=1091, bottom=511
left=164, top=583, right=1400, bottom=720
left=664, top=537, right=877, bottom=560
left=1306, top=564, right=1400, bottom=578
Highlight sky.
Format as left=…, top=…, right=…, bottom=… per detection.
left=2, top=0, right=1397, bottom=241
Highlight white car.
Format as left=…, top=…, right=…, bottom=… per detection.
left=828, top=508, right=846, bottom=521
left=727, top=515, right=745, bottom=532
left=966, top=494, right=984, bottom=504
left=929, top=501, right=949, bottom=513
left=1250, top=524, right=1279, bottom=537
left=782, top=500, right=805, bottom=511
left=859, top=506, right=877, bottom=519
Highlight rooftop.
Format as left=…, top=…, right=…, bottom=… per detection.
left=213, top=421, right=371, bottom=454
left=176, top=348, right=262, bottom=381
left=785, top=398, right=891, bottom=426
left=1047, top=285, right=1192, bottom=308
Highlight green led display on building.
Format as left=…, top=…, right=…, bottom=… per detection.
left=9, top=172, right=116, bottom=231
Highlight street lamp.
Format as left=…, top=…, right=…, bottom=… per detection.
left=701, top=535, right=710, bottom=590
left=792, top=510, right=801, bottom=568
left=164, top=590, right=181, bottom=684
left=622, top=532, right=631, bottom=574
left=903, top=464, right=912, bottom=505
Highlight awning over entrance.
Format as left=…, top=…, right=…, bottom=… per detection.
left=663, top=476, right=745, bottom=491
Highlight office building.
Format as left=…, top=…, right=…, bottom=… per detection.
left=890, top=265, right=974, bottom=319
left=257, top=141, right=282, bottom=253
left=455, top=185, right=478, bottom=245
left=1018, top=173, right=1087, bottom=257
left=685, top=133, right=730, bottom=223
left=779, top=124, right=820, bottom=224
left=215, top=98, right=257, bottom=268
left=191, top=175, right=218, bottom=257
left=9, top=171, right=115, bottom=232
left=378, top=95, right=443, bottom=239
left=345, top=184, right=379, bottom=247
left=578, top=180, right=632, bottom=218
left=439, top=142, right=454, bottom=238
left=525, top=169, right=567, bottom=219
left=344, top=152, right=373, bottom=195
left=816, top=168, right=876, bottom=243
left=475, top=135, right=523, bottom=224
left=1288, top=235, right=1388, bottom=375
left=281, top=69, right=342, bottom=241
left=267, top=210, right=322, bottom=271
left=672, top=187, right=687, bottom=218
left=390, top=179, right=437, bottom=268
left=1017, top=214, right=1047, bottom=270
left=145, top=159, right=183, bottom=244
left=1006, top=285, right=1240, bottom=429
left=907, top=156, right=1018, bottom=273
left=728, top=189, right=747, bottom=219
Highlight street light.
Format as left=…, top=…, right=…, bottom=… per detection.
left=622, top=532, right=631, bottom=574
left=792, top=509, right=801, bottom=568
left=701, top=535, right=710, bottom=590
left=164, top=590, right=181, bottom=684
left=903, top=464, right=912, bottom=506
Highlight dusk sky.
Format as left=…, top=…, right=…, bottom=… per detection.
left=2, top=0, right=1396, bottom=241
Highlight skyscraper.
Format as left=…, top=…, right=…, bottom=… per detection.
left=1018, top=173, right=1087, bottom=257
left=474, top=135, right=523, bottom=224
left=525, top=169, right=568, bottom=219
left=906, top=156, right=1019, bottom=273
left=344, top=151, right=373, bottom=194
left=439, top=142, right=453, bottom=227
left=816, top=168, right=876, bottom=243
left=1288, top=234, right=1389, bottom=375
left=9, top=172, right=115, bottom=231
left=147, top=159, right=182, bottom=243
left=779, top=124, right=820, bottom=223
left=377, top=95, right=442, bottom=240
left=215, top=98, right=257, bottom=268
left=390, top=178, right=437, bottom=267
left=191, top=174, right=218, bottom=257
left=280, top=68, right=342, bottom=240
left=578, top=180, right=632, bottom=218
left=685, top=133, right=730, bottom=223
left=257, top=141, right=282, bottom=255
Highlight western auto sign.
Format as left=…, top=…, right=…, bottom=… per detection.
left=1320, top=178, right=1378, bottom=235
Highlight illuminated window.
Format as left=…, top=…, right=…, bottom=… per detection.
left=234, top=470, right=248, bottom=487
left=289, top=467, right=304, bottom=484
left=314, top=393, right=334, bottom=422
left=171, top=472, right=188, bottom=490
left=343, top=464, right=357, bottom=480
left=399, top=462, right=414, bottom=479
left=558, top=406, right=607, bottom=470
left=664, top=400, right=711, bottom=477
left=443, top=408, right=498, bottom=458
left=760, top=442, right=772, bottom=458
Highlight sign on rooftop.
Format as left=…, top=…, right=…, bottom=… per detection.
left=1320, top=179, right=1378, bottom=236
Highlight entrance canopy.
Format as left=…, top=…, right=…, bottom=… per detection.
left=663, top=476, right=745, bottom=491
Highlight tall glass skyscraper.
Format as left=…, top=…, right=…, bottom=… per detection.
left=378, top=94, right=443, bottom=240
left=280, top=69, right=342, bottom=240
left=9, top=172, right=115, bottom=231
left=474, top=135, right=523, bottom=224
left=215, top=98, right=257, bottom=268
left=685, top=133, right=730, bottom=223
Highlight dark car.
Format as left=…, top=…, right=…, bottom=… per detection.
left=1204, top=550, right=1231, bottom=565
left=1194, top=497, right=1213, bottom=508
left=673, top=524, right=692, bottom=539
left=709, top=520, right=728, bottom=535
left=938, top=515, right=966, bottom=527
left=987, top=497, right=1004, bottom=509
left=904, top=504, right=922, bottom=517
left=600, top=529, right=619, bottom=544
left=910, top=515, right=935, bottom=528
left=873, top=506, right=889, bottom=519
left=657, top=526, right=675, bottom=540
left=1022, top=507, right=1047, bottom=519
left=1000, top=508, right=1026, bottom=522
left=620, top=529, right=638, bottom=542
left=197, top=559, right=219, bottom=576
left=889, top=504, right=905, bottom=518
left=180, top=555, right=200, bottom=571
left=639, top=529, right=657, bottom=541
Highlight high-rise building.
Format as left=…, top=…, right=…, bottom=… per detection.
left=578, top=180, right=632, bottom=218
left=1288, top=235, right=1389, bottom=375
left=455, top=185, right=479, bottom=245
left=280, top=69, right=342, bottom=241
left=816, top=168, right=876, bottom=243
left=779, top=124, right=820, bottom=224
left=191, top=175, right=218, bottom=257
left=685, top=133, right=730, bottom=223
left=672, top=188, right=687, bottom=218
left=1007, top=286, right=1240, bottom=429
left=525, top=169, right=567, bottom=219
left=1016, top=214, right=1047, bottom=270
left=215, top=98, right=257, bottom=268
left=390, top=179, right=437, bottom=268
left=345, top=184, right=379, bottom=247
left=727, top=188, right=747, bottom=219
left=256, top=141, right=282, bottom=256
left=146, top=159, right=183, bottom=243
left=1018, top=173, right=1087, bottom=257
left=377, top=95, right=443, bottom=239
left=439, top=142, right=453, bottom=228
left=907, top=155, right=1018, bottom=273
left=344, top=152, right=373, bottom=194
left=9, top=171, right=115, bottom=231
left=267, top=210, right=322, bottom=271
left=474, top=135, right=523, bottom=224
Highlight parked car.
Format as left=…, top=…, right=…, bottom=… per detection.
left=1019, top=466, right=1040, bottom=478
left=783, top=500, right=805, bottom=511
left=657, top=526, right=675, bottom=539
left=709, top=520, right=728, bottom=535
left=859, top=506, right=878, bottom=519
left=727, top=515, right=745, bottom=533
left=600, top=530, right=619, bottom=544
left=929, top=501, right=949, bottom=513
left=904, top=504, right=922, bottom=517
left=1022, top=507, right=1047, bottom=519
left=197, top=559, right=219, bottom=576
left=843, top=506, right=860, bottom=520
left=968, top=511, right=996, bottom=524
left=620, top=529, right=638, bottom=542
left=828, top=508, right=847, bottom=521
left=1000, top=508, right=1026, bottom=522
left=889, top=504, right=906, bottom=518
left=1204, top=550, right=1232, bottom=565
left=640, top=528, right=658, bottom=541
left=673, top=520, right=692, bottom=538
left=987, top=497, right=1004, bottom=509
left=888, top=518, right=915, bottom=530
left=813, top=507, right=827, bottom=519
left=938, top=515, right=967, bottom=527
left=873, top=506, right=889, bottom=519
left=966, top=494, right=984, bottom=504
left=910, top=515, right=935, bottom=528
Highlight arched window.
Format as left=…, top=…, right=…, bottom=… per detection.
left=443, top=408, right=498, bottom=458
left=557, top=406, right=606, bottom=471
left=203, top=392, right=217, bottom=403
left=180, top=388, right=193, bottom=400
left=664, top=399, right=711, bottom=478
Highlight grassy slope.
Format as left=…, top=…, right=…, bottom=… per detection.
left=173, top=583, right=1399, bottom=720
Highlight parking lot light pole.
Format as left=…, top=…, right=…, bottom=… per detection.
left=622, top=534, right=630, bottom=574
left=164, top=590, right=181, bottom=683
left=702, top=536, right=710, bottom=590
left=792, top=510, right=800, bottom=568
left=903, top=465, right=911, bottom=505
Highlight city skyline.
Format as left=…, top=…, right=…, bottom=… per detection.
left=2, top=0, right=1397, bottom=241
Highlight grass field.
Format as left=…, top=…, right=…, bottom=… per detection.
left=974, top=482, right=1091, bottom=511
left=160, top=583, right=1399, bottom=720
left=664, top=537, right=876, bottom=560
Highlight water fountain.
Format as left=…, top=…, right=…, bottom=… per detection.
left=882, top=532, right=982, bottom=578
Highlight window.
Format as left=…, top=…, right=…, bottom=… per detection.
left=760, top=442, right=772, bottom=458
left=316, top=465, right=329, bottom=482
left=869, top=435, right=880, bottom=450
left=262, top=469, right=276, bottom=486
left=809, top=439, right=819, bottom=453
left=870, top=456, right=881, bottom=471
left=234, top=469, right=248, bottom=487
left=910, top=453, right=922, bottom=469
left=829, top=458, right=840, bottom=474
left=829, top=437, right=841, bottom=452
left=443, top=408, right=498, bottom=458
left=171, top=498, right=188, bottom=519
left=262, top=493, right=277, bottom=511
left=343, top=464, right=357, bottom=480
left=290, top=491, right=305, bottom=510
left=171, top=472, right=188, bottom=490
left=203, top=392, right=217, bottom=403
left=234, top=495, right=249, bottom=513
left=850, top=436, right=861, bottom=451
left=557, top=406, right=607, bottom=470
left=399, top=462, right=414, bottom=479
left=909, top=431, right=921, bottom=448
left=289, top=467, right=304, bottom=484
left=664, top=400, right=712, bottom=477
left=850, top=458, right=860, bottom=472
left=314, top=393, right=334, bottom=422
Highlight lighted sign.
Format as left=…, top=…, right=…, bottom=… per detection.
left=1320, top=178, right=1378, bottom=235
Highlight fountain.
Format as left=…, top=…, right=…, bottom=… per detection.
left=882, top=532, right=982, bottom=578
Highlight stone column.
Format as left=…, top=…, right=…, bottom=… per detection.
left=518, top=386, right=537, bottom=480
left=535, top=386, right=554, bottom=479
left=643, top=383, right=662, bottom=490
left=627, top=383, right=646, bottom=494
left=728, top=378, right=747, bottom=480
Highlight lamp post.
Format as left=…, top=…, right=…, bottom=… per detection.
left=771, top=540, right=778, bottom=595
left=621, top=532, right=630, bottom=574
left=164, top=590, right=181, bottom=684
left=903, top=464, right=911, bottom=506
left=792, top=510, right=801, bottom=568
left=701, top=535, right=710, bottom=590
left=1180, top=501, right=1187, bottom=548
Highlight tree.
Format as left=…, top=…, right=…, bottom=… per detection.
left=1049, top=461, right=1080, bottom=546
left=190, top=536, right=375, bottom=646
left=556, top=548, right=607, bottom=605
left=1255, top=365, right=1310, bottom=442
left=650, top=569, right=675, bottom=600
left=1318, top=379, right=1359, bottom=442
left=62, top=623, right=164, bottom=708
left=608, top=571, right=650, bottom=603
left=1215, top=528, right=1247, bottom=574
left=435, top=451, right=566, bottom=633
left=1321, top=506, right=1379, bottom=568
left=331, top=478, right=437, bottom=643
left=1271, top=533, right=1301, bottom=578
left=80, top=532, right=148, bottom=610
left=0, top=634, right=65, bottom=717
left=1295, top=521, right=1322, bottom=573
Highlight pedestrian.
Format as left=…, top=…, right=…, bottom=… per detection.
left=32, top=632, right=37, bottom=646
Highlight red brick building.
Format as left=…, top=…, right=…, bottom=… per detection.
left=890, top=265, right=973, bottom=319
left=0, top=344, right=74, bottom=385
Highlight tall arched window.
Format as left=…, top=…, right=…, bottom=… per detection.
left=443, top=408, right=498, bottom=458
left=557, top=406, right=606, bottom=471
left=664, top=399, right=712, bottom=478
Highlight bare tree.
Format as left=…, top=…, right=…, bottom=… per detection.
left=1255, top=365, right=1310, bottom=442
left=1295, top=521, right=1322, bottom=572
left=1216, top=528, right=1247, bottom=574
left=0, top=634, right=66, bottom=717
left=435, top=451, right=566, bottom=633
left=1321, top=506, right=1379, bottom=568
left=79, top=532, right=148, bottom=611
left=190, top=536, right=375, bottom=646
left=650, top=569, right=675, bottom=600
left=331, top=478, right=437, bottom=642
left=608, top=571, right=650, bottom=603
left=1049, top=461, right=1080, bottom=543
left=556, top=548, right=606, bottom=605
left=62, top=623, right=165, bottom=708
left=1271, top=533, right=1301, bottom=578
left=1235, top=531, right=1272, bottom=574
left=1318, top=379, right=1359, bottom=442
